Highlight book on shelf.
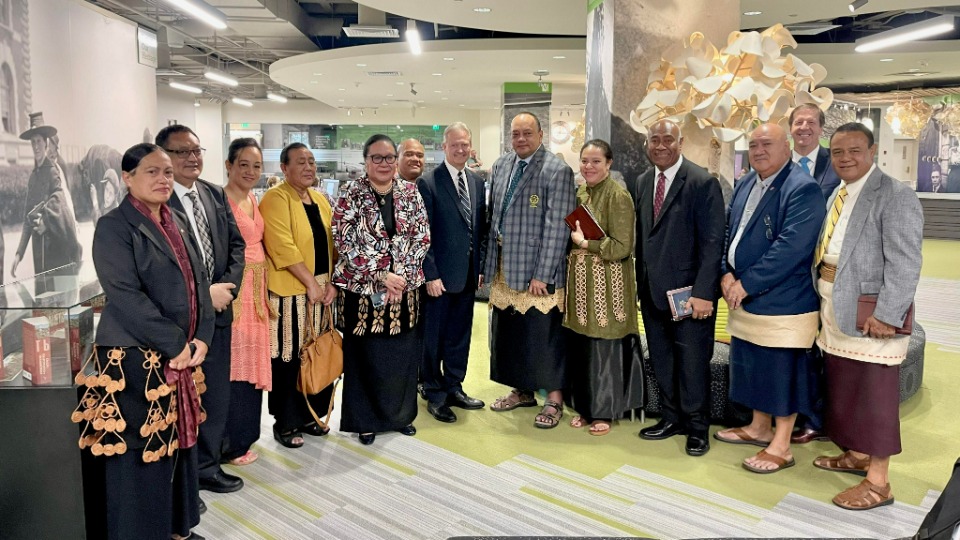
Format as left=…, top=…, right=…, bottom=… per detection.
left=68, top=306, right=94, bottom=372
left=22, top=316, right=53, bottom=385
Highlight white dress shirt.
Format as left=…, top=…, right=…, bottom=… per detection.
left=445, top=160, right=470, bottom=208
left=792, top=147, right=819, bottom=175
left=727, top=161, right=788, bottom=270
left=824, top=164, right=875, bottom=261
left=653, top=155, right=684, bottom=199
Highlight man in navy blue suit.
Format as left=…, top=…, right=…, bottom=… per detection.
left=417, top=122, right=488, bottom=423
left=788, top=103, right=840, bottom=445
left=714, top=123, right=826, bottom=474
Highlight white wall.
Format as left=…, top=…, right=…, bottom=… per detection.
left=877, top=105, right=919, bottom=187
left=156, top=85, right=226, bottom=185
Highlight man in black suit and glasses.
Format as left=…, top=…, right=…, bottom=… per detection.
left=417, top=122, right=488, bottom=423
left=157, top=125, right=245, bottom=497
left=634, top=119, right=726, bottom=456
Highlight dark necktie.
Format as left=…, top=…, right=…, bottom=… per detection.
left=653, top=172, right=666, bottom=219
left=456, top=170, right=472, bottom=231
left=499, top=160, right=527, bottom=229
left=186, top=191, right=214, bottom=279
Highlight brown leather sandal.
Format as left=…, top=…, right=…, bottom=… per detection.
left=533, top=400, right=563, bottom=429
left=490, top=389, right=537, bottom=412
left=832, top=479, right=894, bottom=511
left=814, top=451, right=870, bottom=476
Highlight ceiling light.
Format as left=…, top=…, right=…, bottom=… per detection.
left=266, top=93, right=287, bottom=103
left=310, top=80, right=318, bottom=84
left=474, top=7, right=491, bottom=13
left=848, top=0, right=868, bottom=13
left=458, top=104, right=465, bottom=107
left=386, top=94, right=394, bottom=97
left=396, top=81, right=405, bottom=86
left=162, top=0, right=227, bottom=30
left=855, top=15, right=954, bottom=53
left=552, top=55, right=566, bottom=59
left=169, top=81, right=202, bottom=94
left=743, top=11, right=762, bottom=16
left=356, top=63, right=367, bottom=67
left=338, top=88, right=346, bottom=91
left=443, top=57, right=454, bottom=61
left=406, top=20, right=422, bottom=55
left=313, top=72, right=323, bottom=76
left=433, top=90, right=442, bottom=93
left=203, top=68, right=238, bottom=87
left=231, top=97, right=253, bottom=107
left=432, top=73, right=443, bottom=76
left=194, top=99, right=200, bottom=108
left=880, top=58, right=894, bottom=62
left=441, top=97, right=448, bottom=100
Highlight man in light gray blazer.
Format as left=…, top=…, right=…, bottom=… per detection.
left=485, top=112, right=576, bottom=429
left=811, top=122, right=923, bottom=511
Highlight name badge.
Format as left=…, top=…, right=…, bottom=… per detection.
left=529, top=194, right=540, bottom=208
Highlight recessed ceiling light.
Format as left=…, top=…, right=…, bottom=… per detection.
left=743, top=11, right=762, bottom=16
left=417, top=100, right=425, bottom=103
left=338, top=88, right=346, bottom=91
left=310, top=80, right=318, bottom=84
left=908, top=68, right=920, bottom=72
left=443, top=57, right=455, bottom=61
left=433, top=90, right=442, bottom=93
left=458, top=104, right=465, bottom=107
left=396, top=82, right=405, bottom=85
left=474, top=7, right=491, bottom=13
left=356, top=63, right=367, bottom=67
left=880, top=58, right=894, bottom=62
left=386, top=94, right=394, bottom=97
left=552, top=55, right=566, bottom=59
left=313, top=72, right=323, bottom=76
left=432, top=73, right=442, bottom=76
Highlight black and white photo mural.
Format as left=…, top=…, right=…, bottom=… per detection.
left=0, top=0, right=156, bottom=297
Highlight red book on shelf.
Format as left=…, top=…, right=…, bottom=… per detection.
left=22, top=317, right=52, bottom=385
left=564, top=204, right=606, bottom=241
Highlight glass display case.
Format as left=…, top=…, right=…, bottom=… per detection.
left=0, top=267, right=103, bottom=540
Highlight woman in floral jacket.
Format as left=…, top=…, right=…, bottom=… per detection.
left=332, top=134, right=430, bottom=445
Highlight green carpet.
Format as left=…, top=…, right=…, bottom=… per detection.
left=418, top=239, right=960, bottom=509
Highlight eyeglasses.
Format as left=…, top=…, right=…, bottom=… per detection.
left=367, top=154, right=397, bottom=164
left=165, top=147, right=206, bottom=159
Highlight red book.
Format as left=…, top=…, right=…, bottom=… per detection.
left=22, top=317, right=53, bottom=385
left=564, top=204, right=606, bottom=240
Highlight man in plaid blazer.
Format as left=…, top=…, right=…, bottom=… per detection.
left=485, top=112, right=577, bottom=429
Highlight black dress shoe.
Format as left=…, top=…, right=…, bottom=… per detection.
left=397, top=424, right=417, bottom=436
left=198, top=498, right=207, bottom=515
left=417, top=382, right=427, bottom=400
left=447, top=390, right=485, bottom=410
left=186, top=533, right=206, bottom=540
left=791, top=427, right=830, bottom=444
left=199, top=470, right=243, bottom=493
left=359, top=433, right=376, bottom=445
left=428, top=402, right=457, bottom=423
left=685, top=433, right=710, bottom=456
left=638, top=420, right=685, bottom=440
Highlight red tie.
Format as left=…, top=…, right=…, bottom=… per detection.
left=654, top=172, right=666, bottom=218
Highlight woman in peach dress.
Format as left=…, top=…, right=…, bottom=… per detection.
left=222, top=138, right=270, bottom=465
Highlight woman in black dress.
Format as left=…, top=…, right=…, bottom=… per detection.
left=331, top=134, right=431, bottom=445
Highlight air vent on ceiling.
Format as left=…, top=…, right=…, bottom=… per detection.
left=366, top=71, right=402, bottom=77
left=784, top=23, right=841, bottom=36
left=343, top=25, right=399, bottom=38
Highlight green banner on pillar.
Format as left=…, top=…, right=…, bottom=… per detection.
left=503, top=82, right=552, bottom=94
left=588, top=0, right=605, bottom=12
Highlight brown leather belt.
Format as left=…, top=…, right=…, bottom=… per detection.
left=819, top=262, right=837, bottom=283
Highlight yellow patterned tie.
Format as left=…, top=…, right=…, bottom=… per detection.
left=815, top=186, right=848, bottom=265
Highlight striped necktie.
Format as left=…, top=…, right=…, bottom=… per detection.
left=814, top=186, right=848, bottom=266
left=456, top=170, right=472, bottom=231
left=186, top=191, right=215, bottom=279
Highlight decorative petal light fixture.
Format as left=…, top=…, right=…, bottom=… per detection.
left=936, top=102, right=960, bottom=136
left=884, top=100, right=933, bottom=139
left=630, top=24, right=833, bottom=143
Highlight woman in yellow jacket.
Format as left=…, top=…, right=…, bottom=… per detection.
left=260, top=142, right=338, bottom=448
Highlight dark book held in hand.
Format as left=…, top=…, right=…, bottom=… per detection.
left=856, top=295, right=913, bottom=335
left=564, top=204, right=605, bottom=240
left=666, top=286, right=694, bottom=321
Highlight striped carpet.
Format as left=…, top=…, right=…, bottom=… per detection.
left=195, top=240, right=960, bottom=539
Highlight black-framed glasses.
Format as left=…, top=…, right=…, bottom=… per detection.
left=367, top=154, right=397, bottom=164
left=165, top=147, right=206, bottom=159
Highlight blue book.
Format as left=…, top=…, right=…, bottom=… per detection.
left=666, top=286, right=694, bottom=321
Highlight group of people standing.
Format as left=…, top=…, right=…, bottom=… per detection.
left=77, top=104, right=921, bottom=539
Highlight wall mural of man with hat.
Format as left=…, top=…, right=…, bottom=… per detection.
left=10, top=112, right=82, bottom=292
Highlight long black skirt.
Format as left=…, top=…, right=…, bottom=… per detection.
left=340, top=328, right=421, bottom=433
left=567, top=333, right=644, bottom=419
left=104, top=445, right=199, bottom=540
left=222, top=381, right=264, bottom=461
left=824, top=353, right=901, bottom=457
left=490, top=306, right=567, bottom=391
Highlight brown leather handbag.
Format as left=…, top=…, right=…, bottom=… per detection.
left=298, top=303, right=343, bottom=427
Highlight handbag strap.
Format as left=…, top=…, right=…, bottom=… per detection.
left=303, top=301, right=317, bottom=342
left=303, top=375, right=340, bottom=430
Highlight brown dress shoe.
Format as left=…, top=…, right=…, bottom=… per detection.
left=791, top=427, right=830, bottom=444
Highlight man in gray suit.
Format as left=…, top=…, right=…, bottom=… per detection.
left=486, top=112, right=576, bottom=429
left=811, top=123, right=923, bottom=511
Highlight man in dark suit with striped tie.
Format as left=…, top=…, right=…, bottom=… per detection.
left=417, top=122, right=488, bottom=423
left=158, top=125, right=246, bottom=499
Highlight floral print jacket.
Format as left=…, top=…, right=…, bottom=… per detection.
left=332, top=175, right=431, bottom=295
